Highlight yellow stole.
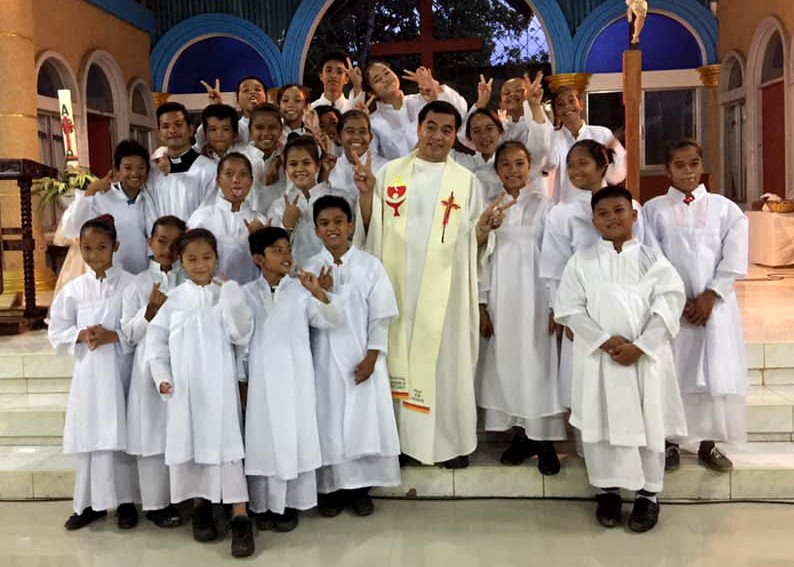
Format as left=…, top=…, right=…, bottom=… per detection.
left=380, top=152, right=472, bottom=414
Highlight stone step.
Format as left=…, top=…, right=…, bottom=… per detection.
left=2, top=442, right=794, bottom=501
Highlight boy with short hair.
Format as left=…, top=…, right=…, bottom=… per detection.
left=241, top=103, right=287, bottom=215
left=144, top=102, right=217, bottom=227
left=200, top=103, right=248, bottom=162
left=311, top=51, right=362, bottom=112
left=197, top=76, right=268, bottom=146
left=121, top=215, right=187, bottom=528
left=554, top=186, right=687, bottom=533
left=305, top=195, right=401, bottom=517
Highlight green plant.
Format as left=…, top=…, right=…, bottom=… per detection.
left=34, top=167, right=96, bottom=209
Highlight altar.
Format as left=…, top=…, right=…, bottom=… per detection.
left=747, top=211, right=794, bottom=267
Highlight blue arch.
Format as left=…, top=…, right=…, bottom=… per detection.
left=150, top=13, right=284, bottom=91
left=571, top=0, right=718, bottom=73
left=280, top=0, right=576, bottom=82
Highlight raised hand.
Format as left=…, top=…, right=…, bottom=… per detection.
left=282, top=194, right=302, bottom=230
left=346, top=57, right=363, bottom=94
left=318, top=265, right=333, bottom=291
left=303, top=108, right=320, bottom=135
left=355, top=94, right=377, bottom=114
left=264, top=155, right=282, bottom=185
left=200, top=79, right=222, bottom=104
left=476, top=74, right=494, bottom=109
left=144, top=282, right=167, bottom=321
left=478, top=192, right=519, bottom=233
left=244, top=217, right=271, bottom=234
left=525, top=71, right=544, bottom=107
left=295, top=264, right=328, bottom=302
left=351, top=149, right=375, bottom=195
left=85, top=170, right=113, bottom=197
left=319, top=145, right=338, bottom=182
left=157, top=155, right=170, bottom=175
left=403, top=67, right=439, bottom=100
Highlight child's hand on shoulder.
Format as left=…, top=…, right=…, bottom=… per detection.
left=609, top=342, right=644, bottom=366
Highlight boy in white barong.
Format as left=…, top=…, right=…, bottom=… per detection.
left=242, top=226, right=342, bottom=533
left=121, top=215, right=186, bottom=528
left=188, top=152, right=269, bottom=284
left=643, top=139, right=749, bottom=473
left=145, top=229, right=255, bottom=558
left=305, top=196, right=401, bottom=517
left=554, top=186, right=687, bottom=533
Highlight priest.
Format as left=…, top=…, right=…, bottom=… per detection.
left=353, top=100, right=509, bottom=468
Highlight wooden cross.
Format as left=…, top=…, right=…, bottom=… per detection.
left=440, top=191, right=460, bottom=243
left=370, top=0, right=484, bottom=68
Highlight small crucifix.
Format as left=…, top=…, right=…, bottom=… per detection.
left=441, top=191, right=460, bottom=243
left=60, top=110, right=75, bottom=157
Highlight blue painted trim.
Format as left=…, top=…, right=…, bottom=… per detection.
left=525, top=0, right=575, bottom=73
left=571, top=0, right=718, bottom=72
left=281, top=0, right=331, bottom=83
left=150, top=13, right=284, bottom=91
left=84, top=0, right=156, bottom=35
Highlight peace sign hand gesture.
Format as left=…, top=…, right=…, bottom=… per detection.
left=85, top=170, right=113, bottom=197
left=317, top=265, right=333, bottom=292
left=346, top=57, right=363, bottom=94
left=350, top=149, right=375, bottom=195
left=200, top=79, right=222, bottom=104
left=244, top=217, right=271, bottom=234
left=282, top=194, right=302, bottom=230
left=524, top=71, right=544, bottom=108
left=478, top=192, right=518, bottom=233
left=476, top=74, right=494, bottom=109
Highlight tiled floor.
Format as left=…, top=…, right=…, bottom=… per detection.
left=2, top=499, right=794, bottom=567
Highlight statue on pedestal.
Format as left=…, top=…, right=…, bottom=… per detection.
left=627, top=0, right=648, bottom=46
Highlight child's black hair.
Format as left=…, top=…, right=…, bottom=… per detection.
left=201, top=103, right=239, bottom=134
left=249, top=103, right=284, bottom=127
left=494, top=140, right=531, bottom=166
left=113, top=139, right=150, bottom=172
left=156, top=101, right=190, bottom=126
left=315, top=104, right=342, bottom=123
left=283, top=134, right=321, bottom=164
left=217, top=151, right=253, bottom=177
left=363, top=59, right=392, bottom=94
left=319, top=50, right=350, bottom=70
left=249, top=226, right=290, bottom=255
left=465, top=108, right=504, bottom=140
left=236, top=76, right=267, bottom=96
left=277, top=84, right=309, bottom=105
left=150, top=215, right=187, bottom=237
left=313, top=195, right=353, bottom=225
left=567, top=139, right=615, bottom=171
left=337, top=109, right=371, bottom=134
left=80, top=214, right=117, bottom=244
left=418, top=100, right=462, bottom=131
left=177, top=228, right=218, bottom=258
left=591, top=185, right=634, bottom=211
left=664, top=138, right=704, bottom=166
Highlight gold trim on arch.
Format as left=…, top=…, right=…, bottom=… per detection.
left=0, top=113, right=38, bottom=120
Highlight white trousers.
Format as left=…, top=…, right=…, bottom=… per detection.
left=247, top=471, right=317, bottom=515
left=317, top=455, right=401, bottom=493
left=582, top=442, right=665, bottom=493
left=137, top=454, right=170, bottom=511
left=679, top=393, right=747, bottom=445
left=482, top=408, right=567, bottom=441
left=73, top=451, right=140, bottom=514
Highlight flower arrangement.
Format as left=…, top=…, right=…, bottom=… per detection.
left=34, top=165, right=96, bottom=209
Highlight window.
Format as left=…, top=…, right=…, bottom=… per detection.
left=587, top=88, right=697, bottom=169
left=38, top=112, right=65, bottom=172
left=761, top=32, right=784, bottom=84
left=720, top=56, right=746, bottom=203
left=129, top=83, right=155, bottom=151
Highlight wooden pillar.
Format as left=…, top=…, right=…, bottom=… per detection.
left=698, top=64, right=722, bottom=191
left=623, top=50, right=642, bottom=201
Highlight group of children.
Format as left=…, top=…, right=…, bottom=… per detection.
left=48, top=50, right=748, bottom=555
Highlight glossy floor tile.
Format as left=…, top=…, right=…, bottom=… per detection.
left=2, top=500, right=794, bottom=567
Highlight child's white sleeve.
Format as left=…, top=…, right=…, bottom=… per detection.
left=539, top=212, right=572, bottom=309
left=145, top=309, right=173, bottom=392
left=307, top=292, right=343, bottom=329
left=48, top=288, right=80, bottom=355
left=61, top=192, right=95, bottom=239
left=219, top=281, right=253, bottom=345
left=120, top=283, right=148, bottom=345
left=708, top=209, right=749, bottom=299
left=605, top=135, right=627, bottom=186
left=553, top=256, right=611, bottom=354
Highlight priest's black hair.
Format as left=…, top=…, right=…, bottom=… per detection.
left=591, top=185, right=633, bottom=211
left=418, top=100, right=462, bottom=131
left=156, top=101, right=190, bottom=126
left=313, top=195, right=353, bottom=225
left=249, top=226, right=290, bottom=256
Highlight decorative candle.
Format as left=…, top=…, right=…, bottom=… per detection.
left=57, top=89, right=79, bottom=164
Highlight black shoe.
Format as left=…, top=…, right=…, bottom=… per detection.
left=628, top=498, right=660, bottom=533
left=274, top=508, right=299, bottom=533
left=440, top=455, right=469, bottom=469
left=318, top=491, right=345, bottom=518
left=254, top=511, right=275, bottom=531
left=536, top=441, right=561, bottom=476
left=64, top=507, right=106, bottom=530
left=192, top=500, right=217, bottom=542
left=229, top=516, right=255, bottom=558
left=698, top=444, right=733, bottom=473
left=665, top=444, right=680, bottom=471
left=145, top=504, right=183, bottom=528
left=116, top=503, right=138, bottom=529
left=350, top=488, right=374, bottom=517
left=399, top=453, right=419, bottom=467
left=500, top=434, right=534, bottom=466
left=595, top=492, right=623, bottom=528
